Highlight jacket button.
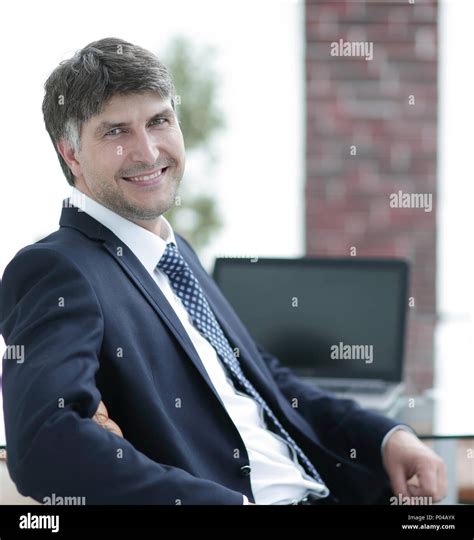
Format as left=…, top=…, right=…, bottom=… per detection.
left=240, top=465, right=251, bottom=477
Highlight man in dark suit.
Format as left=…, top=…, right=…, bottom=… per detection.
left=0, top=38, right=447, bottom=505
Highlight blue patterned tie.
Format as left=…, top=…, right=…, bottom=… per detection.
left=157, top=242, right=329, bottom=489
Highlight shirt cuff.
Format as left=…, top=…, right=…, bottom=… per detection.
left=242, top=495, right=250, bottom=505
left=381, top=424, right=417, bottom=458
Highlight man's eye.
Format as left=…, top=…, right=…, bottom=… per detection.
left=105, top=128, right=123, bottom=137
left=150, top=118, right=168, bottom=126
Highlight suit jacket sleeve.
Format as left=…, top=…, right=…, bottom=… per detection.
left=258, top=345, right=400, bottom=475
left=0, top=247, right=244, bottom=505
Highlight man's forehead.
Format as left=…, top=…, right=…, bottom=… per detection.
left=92, top=92, right=173, bottom=123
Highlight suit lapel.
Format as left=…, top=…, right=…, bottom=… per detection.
left=180, top=241, right=323, bottom=447
left=175, top=238, right=277, bottom=397
left=59, top=205, right=226, bottom=407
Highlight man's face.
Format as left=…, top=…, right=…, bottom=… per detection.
left=70, top=91, right=185, bottom=227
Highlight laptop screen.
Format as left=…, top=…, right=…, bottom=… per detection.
left=213, top=258, right=408, bottom=382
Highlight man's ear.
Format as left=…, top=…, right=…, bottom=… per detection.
left=57, top=139, right=82, bottom=179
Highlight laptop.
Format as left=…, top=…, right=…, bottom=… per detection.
left=213, top=257, right=408, bottom=411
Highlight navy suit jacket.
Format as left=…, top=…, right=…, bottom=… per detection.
left=0, top=204, right=399, bottom=504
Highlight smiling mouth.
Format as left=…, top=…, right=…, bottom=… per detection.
left=122, top=167, right=169, bottom=182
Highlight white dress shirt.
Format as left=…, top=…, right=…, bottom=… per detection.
left=71, top=188, right=331, bottom=505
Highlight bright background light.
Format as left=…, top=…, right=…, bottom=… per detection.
left=435, top=0, right=474, bottom=428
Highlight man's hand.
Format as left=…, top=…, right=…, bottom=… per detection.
left=92, top=400, right=124, bottom=438
left=383, top=429, right=447, bottom=502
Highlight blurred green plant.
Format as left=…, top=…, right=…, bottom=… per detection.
left=162, top=37, right=224, bottom=251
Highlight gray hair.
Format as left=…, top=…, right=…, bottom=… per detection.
left=42, top=37, right=177, bottom=186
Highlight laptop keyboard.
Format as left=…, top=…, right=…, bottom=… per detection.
left=318, top=384, right=387, bottom=395
left=310, top=379, right=390, bottom=395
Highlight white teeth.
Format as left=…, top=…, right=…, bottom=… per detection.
left=126, top=168, right=165, bottom=182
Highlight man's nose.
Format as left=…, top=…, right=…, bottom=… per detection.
left=128, top=130, right=160, bottom=165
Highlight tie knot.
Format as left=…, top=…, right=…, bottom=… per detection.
left=157, top=243, right=187, bottom=278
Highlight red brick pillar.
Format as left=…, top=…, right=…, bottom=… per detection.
left=305, top=0, right=438, bottom=391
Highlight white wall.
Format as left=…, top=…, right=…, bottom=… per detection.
left=435, top=0, right=474, bottom=425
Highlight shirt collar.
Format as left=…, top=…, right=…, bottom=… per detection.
left=71, top=187, right=176, bottom=274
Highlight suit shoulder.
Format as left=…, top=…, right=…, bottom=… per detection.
left=0, top=235, right=94, bottom=296
left=3, top=227, right=101, bottom=277
left=0, top=238, right=102, bottom=329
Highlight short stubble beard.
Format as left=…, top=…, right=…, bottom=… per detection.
left=90, top=168, right=182, bottom=222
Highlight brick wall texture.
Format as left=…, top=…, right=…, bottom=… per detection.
left=305, top=0, right=438, bottom=390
